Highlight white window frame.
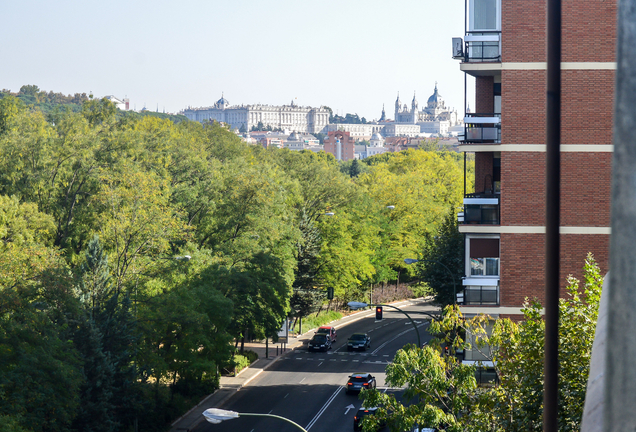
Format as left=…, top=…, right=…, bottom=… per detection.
left=465, top=234, right=500, bottom=278
left=468, top=0, right=501, bottom=32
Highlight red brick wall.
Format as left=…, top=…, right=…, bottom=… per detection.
left=475, top=152, right=494, bottom=194
left=324, top=131, right=355, bottom=161
left=475, top=76, right=494, bottom=113
left=561, top=153, right=612, bottom=226
left=501, top=70, right=546, bottom=144
left=501, top=152, right=546, bottom=226
left=503, top=0, right=617, bottom=63
left=501, top=71, right=614, bottom=145
left=500, top=233, right=609, bottom=307
left=500, top=152, right=612, bottom=227
left=562, top=0, right=617, bottom=62
left=502, top=0, right=546, bottom=63
left=561, top=71, right=615, bottom=144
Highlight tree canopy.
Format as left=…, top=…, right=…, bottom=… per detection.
left=362, top=253, right=603, bottom=432
left=0, top=94, right=471, bottom=431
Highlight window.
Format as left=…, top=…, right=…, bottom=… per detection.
left=468, top=237, right=500, bottom=276
left=469, top=0, right=500, bottom=31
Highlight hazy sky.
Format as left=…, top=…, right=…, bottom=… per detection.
left=2, top=0, right=474, bottom=121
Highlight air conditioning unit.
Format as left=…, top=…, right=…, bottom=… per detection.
left=452, top=37, right=464, bottom=59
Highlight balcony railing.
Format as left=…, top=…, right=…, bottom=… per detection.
left=464, top=32, right=501, bottom=62
left=463, top=196, right=499, bottom=225
left=463, top=285, right=499, bottom=305
left=461, top=113, right=501, bottom=144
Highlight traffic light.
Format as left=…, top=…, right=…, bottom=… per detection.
left=375, top=306, right=383, bottom=320
left=327, top=287, right=334, bottom=300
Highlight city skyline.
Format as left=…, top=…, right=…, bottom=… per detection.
left=1, top=0, right=474, bottom=121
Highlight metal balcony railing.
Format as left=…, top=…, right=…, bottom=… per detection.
left=463, top=286, right=499, bottom=305
left=463, top=196, right=499, bottom=225
left=461, top=113, right=501, bottom=144
left=464, top=31, right=501, bottom=62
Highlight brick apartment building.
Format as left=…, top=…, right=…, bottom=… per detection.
left=324, top=131, right=355, bottom=161
left=455, top=0, right=615, bottom=325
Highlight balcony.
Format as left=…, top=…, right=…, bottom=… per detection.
left=463, top=195, right=499, bottom=225
left=464, top=32, right=501, bottom=62
left=461, top=113, right=501, bottom=143
left=460, top=278, right=500, bottom=305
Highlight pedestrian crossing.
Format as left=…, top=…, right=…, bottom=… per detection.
left=281, top=351, right=392, bottom=365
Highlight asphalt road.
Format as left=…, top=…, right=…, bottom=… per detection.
left=195, top=302, right=438, bottom=432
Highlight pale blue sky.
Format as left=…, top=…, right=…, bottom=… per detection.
left=1, top=0, right=474, bottom=121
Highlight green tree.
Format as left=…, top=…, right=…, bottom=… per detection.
left=0, top=196, right=84, bottom=432
left=289, top=209, right=325, bottom=319
left=417, top=207, right=464, bottom=306
left=367, top=254, right=604, bottom=432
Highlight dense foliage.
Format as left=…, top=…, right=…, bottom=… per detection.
left=362, top=253, right=603, bottom=432
left=0, top=95, right=469, bottom=431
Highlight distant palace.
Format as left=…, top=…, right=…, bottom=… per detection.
left=180, top=84, right=460, bottom=138
left=181, top=96, right=330, bottom=134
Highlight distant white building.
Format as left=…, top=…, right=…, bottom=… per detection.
left=323, top=123, right=383, bottom=140
left=355, top=132, right=389, bottom=159
left=381, top=123, right=422, bottom=137
left=181, top=95, right=329, bottom=134
left=392, top=83, right=461, bottom=135
left=104, top=95, right=129, bottom=110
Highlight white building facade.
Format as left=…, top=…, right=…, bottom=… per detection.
left=181, top=96, right=330, bottom=134
left=393, top=84, right=461, bottom=135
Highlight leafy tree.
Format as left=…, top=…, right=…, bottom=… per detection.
left=349, top=159, right=362, bottom=178
left=81, top=98, right=117, bottom=126
left=71, top=313, right=117, bottom=432
left=417, top=207, right=464, bottom=306
left=363, top=344, right=478, bottom=432
left=364, top=254, right=604, bottom=432
left=289, top=209, right=325, bottom=319
left=0, top=196, right=84, bottom=432
left=0, top=95, right=25, bottom=135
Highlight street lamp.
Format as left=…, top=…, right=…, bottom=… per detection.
left=203, top=408, right=308, bottom=431
left=348, top=301, right=422, bottom=347
left=404, top=258, right=458, bottom=304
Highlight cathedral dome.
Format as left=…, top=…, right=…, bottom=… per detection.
left=427, top=83, right=444, bottom=108
left=288, top=131, right=300, bottom=141
left=216, top=95, right=229, bottom=108
left=371, top=132, right=383, bottom=141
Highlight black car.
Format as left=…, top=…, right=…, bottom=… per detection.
left=347, top=333, right=371, bottom=351
left=353, top=407, right=382, bottom=431
left=346, top=373, right=377, bottom=394
left=308, top=334, right=332, bottom=352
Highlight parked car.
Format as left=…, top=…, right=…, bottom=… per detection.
left=347, top=333, right=371, bottom=351
left=346, top=373, right=376, bottom=394
left=354, top=407, right=384, bottom=431
left=316, top=326, right=337, bottom=342
left=308, top=334, right=332, bottom=352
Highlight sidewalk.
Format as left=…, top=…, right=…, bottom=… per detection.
left=169, top=298, right=428, bottom=432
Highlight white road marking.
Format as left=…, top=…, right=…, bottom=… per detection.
left=306, top=386, right=343, bottom=430
left=317, top=362, right=324, bottom=367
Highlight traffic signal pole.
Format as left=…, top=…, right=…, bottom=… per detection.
left=368, top=303, right=421, bottom=348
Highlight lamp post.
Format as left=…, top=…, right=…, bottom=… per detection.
left=404, top=258, right=458, bottom=305
left=348, top=301, right=422, bottom=347
left=203, top=408, right=308, bottom=432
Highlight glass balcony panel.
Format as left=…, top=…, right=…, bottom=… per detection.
left=464, top=203, right=499, bottom=224
left=463, top=286, right=499, bottom=305
left=464, top=32, right=501, bottom=62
